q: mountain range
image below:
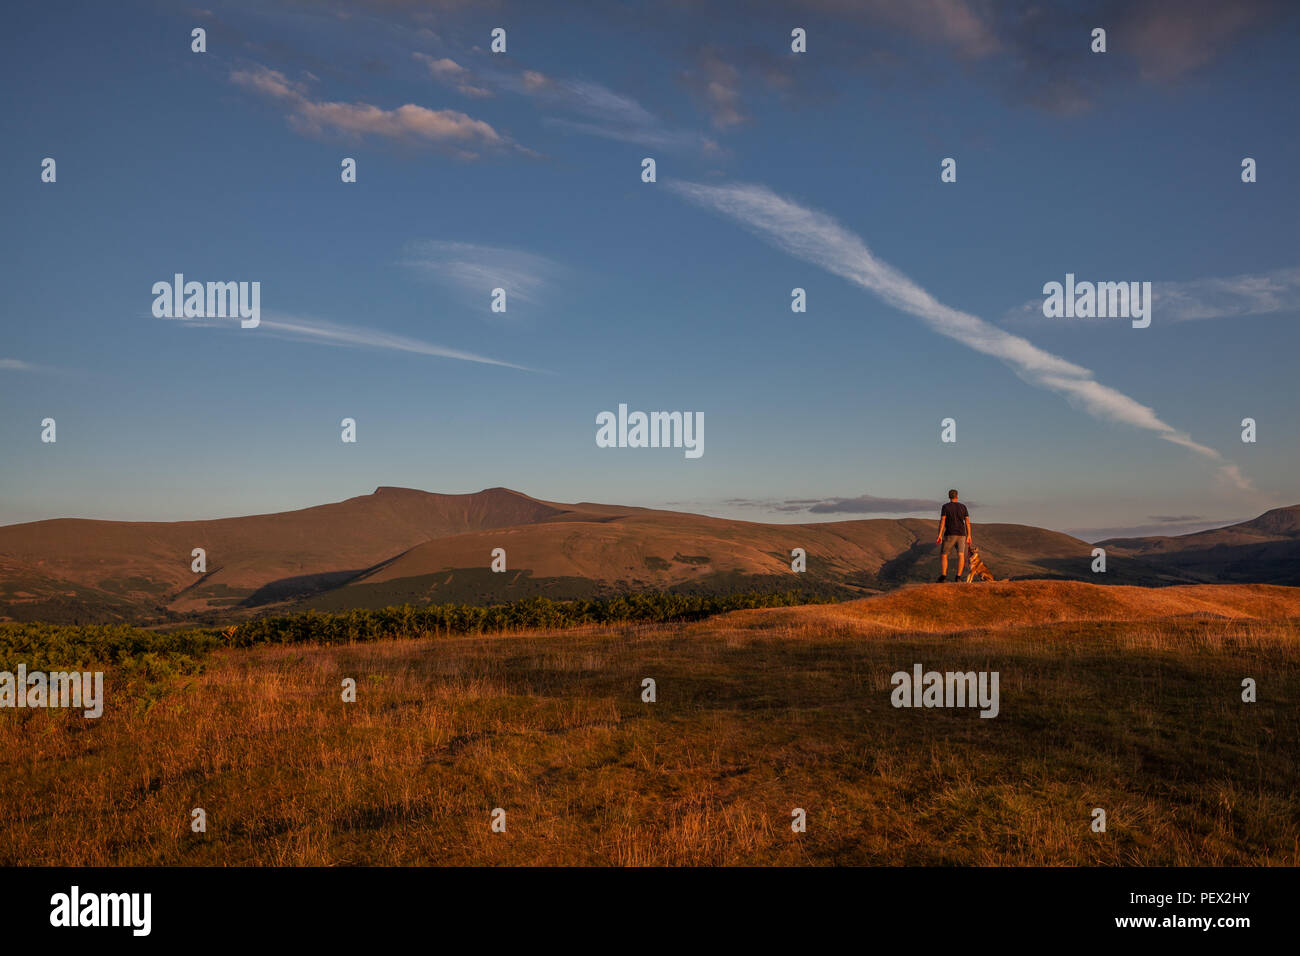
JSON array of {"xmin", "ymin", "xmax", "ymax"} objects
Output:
[{"xmin": 1, "ymin": 486, "xmax": 1297, "ymax": 624}]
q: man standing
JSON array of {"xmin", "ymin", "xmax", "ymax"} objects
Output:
[{"xmin": 935, "ymin": 489, "xmax": 972, "ymax": 582}]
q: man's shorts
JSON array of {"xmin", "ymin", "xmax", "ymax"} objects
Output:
[{"xmin": 941, "ymin": 535, "xmax": 967, "ymax": 556}]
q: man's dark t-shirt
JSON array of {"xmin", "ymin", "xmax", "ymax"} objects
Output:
[{"xmin": 941, "ymin": 501, "xmax": 969, "ymax": 538}]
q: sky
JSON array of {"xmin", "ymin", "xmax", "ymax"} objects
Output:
[{"xmin": 1, "ymin": 0, "xmax": 1297, "ymax": 539}]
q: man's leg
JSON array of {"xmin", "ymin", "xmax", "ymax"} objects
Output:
[
  {"xmin": 955, "ymin": 539, "xmax": 966, "ymax": 579},
  {"xmin": 939, "ymin": 550, "xmax": 948, "ymax": 579}
]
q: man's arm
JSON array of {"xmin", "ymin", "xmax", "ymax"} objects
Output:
[
  {"xmin": 936, "ymin": 515, "xmax": 946, "ymax": 545},
  {"xmin": 964, "ymin": 514, "xmax": 973, "ymax": 543}
]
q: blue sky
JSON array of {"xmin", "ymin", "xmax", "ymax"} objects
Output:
[{"xmin": 1, "ymin": 0, "xmax": 1296, "ymax": 539}]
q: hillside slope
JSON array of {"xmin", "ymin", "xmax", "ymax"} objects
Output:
[
  {"xmin": 0, "ymin": 487, "xmax": 572, "ymax": 620},
  {"xmin": 1100, "ymin": 505, "xmax": 1300, "ymax": 585},
  {"xmin": 2, "ymin": 488, "xmax": 1295, "ymax": 623},
  {"xmin": 331, "ymin": 511, "xmax": 1099, "ymax": 609}
]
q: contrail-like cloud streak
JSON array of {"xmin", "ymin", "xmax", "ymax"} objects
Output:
[
  {"xmin": 160, "ymin": 311, "xmax": 540, "ymax": 372},
  {"xmin": 259, "ymin": 314, "xmax": 541, "ymax": 372},
  {"xmin": 669, "ymin": 180, "xmax": 1250, "ymax": 492}
]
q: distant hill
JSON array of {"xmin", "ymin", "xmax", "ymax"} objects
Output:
[
  {"xmin": 0, "ymin": 487, "xmax": 567, "ymax": 622},
  {"xmin": 0, "ymin": 488, "xmax": 1294, "ymax": 624},
  {"xmin": 1098, "ymin": 505, "xmax": 1300, "ymax": 586}
]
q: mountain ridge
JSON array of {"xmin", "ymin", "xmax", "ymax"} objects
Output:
[{"xmin": 1, "ymin": 488, "xmax": 1295, "ymax": 624}]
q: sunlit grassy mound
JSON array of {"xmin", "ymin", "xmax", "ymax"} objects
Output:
[{"xmin": 721, "ymin": 580, "xmax": 1300, "ymax": 636}]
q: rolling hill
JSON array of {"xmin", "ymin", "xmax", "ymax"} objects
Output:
[
  {"xmin": 1098, "ymin": 505, "xmax": 1300, "ymax": 585},
  {"xmin": 0, "ymin": 487, "xmax": 1294, "ymax": 624}
]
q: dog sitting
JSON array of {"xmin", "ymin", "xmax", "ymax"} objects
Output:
[{"xmin": 964, "ymin": 546, "xmax": 995, "ymax": 583}]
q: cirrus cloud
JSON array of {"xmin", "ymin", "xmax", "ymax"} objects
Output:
[
  {"xmin": 230, "ymin": 64, "xmax": 514, "ymax": 157},
  {"xmin": 728, "ymin": 494, "xmax": 951, "ymax": 515},
  {"xmin": 670, "ymin": 179, "xmax": 1253, "ymax": 493},
  {"xmin": 400, "ymin": 240, "xmax": 565, "ymax": 310}
]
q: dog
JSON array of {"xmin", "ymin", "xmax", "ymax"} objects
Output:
[{"xmin": 964, "ymin": 546, "xmax": 995, "ymax": 583}]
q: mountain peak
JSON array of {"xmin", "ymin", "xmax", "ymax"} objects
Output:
[
  {"xmin": 1237, "ymin": 504, "xmax": 1300, "ymax": 537},
  {"xmin": 370, "ymin": 486, "xmax": 530, "ymax": 499}
]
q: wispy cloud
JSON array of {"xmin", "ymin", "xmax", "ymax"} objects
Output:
[
  {"xmin": 541, "ymin": 116, "xmax": 714, "ymax": 152},
  {"xmin": 257, "ymin": 314, "xmax": 539, "ymax": 370},
  {"xmin": 1069, "ymin": 516, "xmax": 1242, "ymax": 542},
  {"xmin": 0, "ymin": 358, "xmax": 41, "ymax": 371},
  {"xmin": 412, "ymin": 54, "xmax": 493, "ymax": 98},
  {"xmin": 826, "ymin": 0, "xmax": 1002, "ymax": 59},
  {"xmin": 532, "ymin": 73, "xmax": 715, "ymax": 151},
  {"xmin": 728, "ymin": 494, "xmax": 944, "ymax": 515},
  {"xmin": 418, "ymin": 56, "xmax": 715, "ymax": 152},
  {"xmin": 805, "ymin": 495, "xmax": 950, "ymax": 515},
  {"xmin": 1125, "ymin": 0, "xmax": 1269, "ymax": 81},
  {"xmin": 230, "ymin": 64, "xmax": 514, "ymax": 157},
  {"xmin": 1153, "ymin": 267, "xmax": 1300, "ymax": 321},
  {"xmin": 679, "ymin": 47, "xmax": 747, "ymax": 129},
  {"xmin": 400, "ymin": 240, "xmax": 563, "ymax": 308},
  {"xmin": 159, "ymin": 311, "xmax": 539, "ymax": 372},
  {"xmin": 520, "ymin": 73, "xmax": 659, "ymax": 127},
  {"xmin": 670, "ymin": 180, "xmax": 1253, "ymax": 492},
  {"xmin": 1005, "ymin": 266, "xmax": 1300, "ymax": 325},
  {"xmin": 671, "ymin": 0, "xmax": 1293, "ymax": 119}
]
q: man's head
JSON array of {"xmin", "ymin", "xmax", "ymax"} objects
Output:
[{"xmin": 948, "ymin": 489, "xmax": 958, "ymax": 501}]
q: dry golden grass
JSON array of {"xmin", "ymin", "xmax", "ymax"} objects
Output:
[
  {"xmin": 2, "ymin": 582, "xmax": 1297, "ymax": 866},
  {"xmin": 733, "ymin": 581, "xmax": 1300, "ymax": 635}
]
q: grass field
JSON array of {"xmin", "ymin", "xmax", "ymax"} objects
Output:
[{"xmin": 1, "ymin": 582, "xmax": 1297, "ymax": 866}]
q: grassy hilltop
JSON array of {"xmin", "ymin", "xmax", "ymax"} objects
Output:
[{"xmin": 1, "ymin": 581, "xmax": 1297, "ymax": 866}]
